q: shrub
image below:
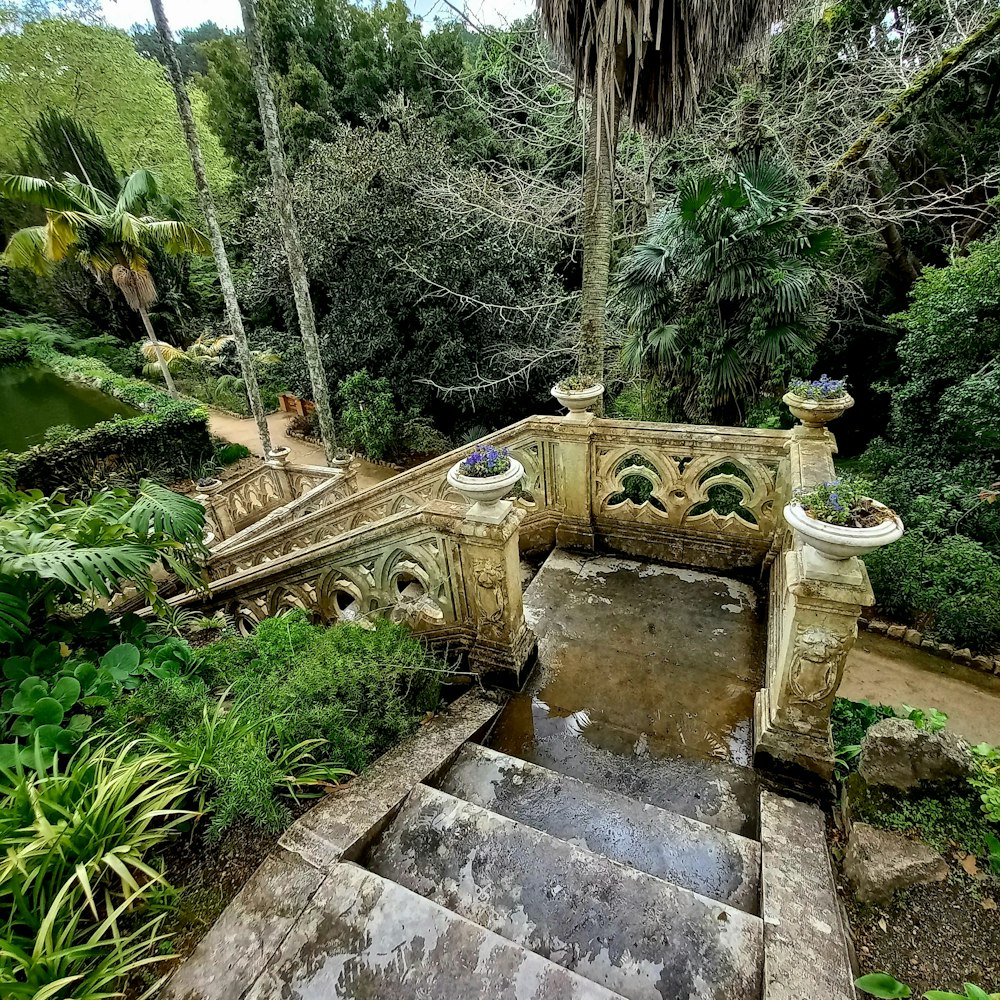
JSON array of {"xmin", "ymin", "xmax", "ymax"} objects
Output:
[
  {"xmin": 339, "ymin": 369, "xmax": 401, "ymax": 460},
  {"xmin": 215, "ymin": 441, "xmax": 251, "ymax": 465},
  {"xmin": 0, "ymin": 338, "xmax": 29, "ymax": 367}
]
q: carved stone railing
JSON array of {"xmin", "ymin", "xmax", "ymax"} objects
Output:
[
  {"xmin": 199, "ymin": 457, "xmax": 355, "ymax": 542},
  {"xmin": 175, "ymin": 405, "xmax": 876, "ymax": 780},
  {"xmin": 173, "ymin": 499, "xmax": 535, "ymax": 683},
  {"xmin": 206, "ymin": 416, "xmax": 793, "ymax": 580}
]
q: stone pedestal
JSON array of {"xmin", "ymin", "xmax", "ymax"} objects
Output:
[
  {"xmin": 553, "ymin": 414, "xmax": 596, "ymax": 550},
  {"xmin": 458, "ymin": 506, "xmax": 536, "ymax": 685},
  {"xmin": 755, "ymin": 546, "xmax": 873, "ymax": 780},
  {"xmin": 200, "ymin": 480, "xmax": 234, "ymax": 540}
]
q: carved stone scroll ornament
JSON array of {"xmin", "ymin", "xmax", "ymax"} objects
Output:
[
  {"xmin": 788, "ymin": 624, "xmax": 853, "ymax": 705},
  {"xmin": 473, "ymin": 559, "xmax": 508, "ymax": 639}
]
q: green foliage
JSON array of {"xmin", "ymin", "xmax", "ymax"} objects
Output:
[
  {"xmin": 215, "ymin": 441, "xmax": 251, "ymax": 465},
  {"xmin": 792, "ymin": 475, "xmax": 877, "ymax": 526},
  {"xmin": 887, "ymin": 238, "xmax": 1000, "ymax": 465},
  {"xmin": 240, "ymin": 114, "xmax": 564, "ymax": 435},
  {"xmin": 856, "ymin": 974, "xmax": 912, "ymax": 998},
  {"xmin": 614, "ymin": 157, "xmax": 836, "ymax": 422},
  {"xmin": 4, "ymin": 340, "xmax": 214, "ymax": 495},
  {"xmin": 903, "ymin": 704, "xmax": 949, "ymax": 733},
  {"xmin": 832, "ymin": 697, "xmax": 897, "ymax": 763},
  {"xmin": 339, "ymin": 369, "xmax": 402, "ymax": 461},
  {"xmin": 0, "ymin": 475, "xmax": 206, "ymax": 651},
  {"xmin": 0, "ymin": 338, "xmax": 28, "ymax": 367},
  {"xmin": 0, "ymin": 18, "xmax": 231, "ymax": 207},
  {"xmin": 970, "ymin": 743, "xmax": 1000, "ymax": 824},
  {"xmin": 0, "ymin": 739, "xmax": 196, "ymax": 999}
]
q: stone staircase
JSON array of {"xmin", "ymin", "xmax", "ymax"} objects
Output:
[{"xmin": 225, "ymin": 553, "xmax": 854, "ymax": 1000}]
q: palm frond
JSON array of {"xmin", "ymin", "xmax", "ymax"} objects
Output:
[
  {"xmin": 43, "ymin": 211, "xmax": 94, "ymax": 262},
  {"xmin": 140, "ymin": 220, "xmax": 210, "ymax": 255},
  {"xmin": 116, "ymin": 168, "xmax": 160, "ymax": 215},
  {"xmin": 61, "ymin": 175, "xmax": 114, "ymax": 215},
  {"xmin": 111, "ymin": 264, "xmax": 157, "ymax": 312},
  {"xmin": 1, "ymin": 227, "xmax": 51, "ymax": 275},
  {"xmin": 0, "ymin": 174, "xmax": 85, "ymax": 212}
]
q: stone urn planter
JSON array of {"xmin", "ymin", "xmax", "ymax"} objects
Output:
[
  {"xmin": 551, "ymin": 379, "xmax": 604, "ymax": 419},
  {"xmin": 266, "ymin": 446, "xmax": 291, "ymax": 466},
  {"xmin": 447, "ymin": 454, "xmax": 524, "ymax": 522},
  {"xmin": 330, "ymin": 451, "xmax": 353, "ymax": 470},
  {"xmin": 784, "ymin": 498, "xmax": 903, "ymax": 561},
  {"xmin": 783, "ymin": 390, "xmax": 854, "ymax": 428}
]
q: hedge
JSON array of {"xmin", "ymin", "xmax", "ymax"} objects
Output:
[
  {"xmin": 7, "ymin": 346, "xmax": 213, "ymax": 496},
  {"xmin": 0, "ymin": 340, "xmax": 29, "ymax": 367}
]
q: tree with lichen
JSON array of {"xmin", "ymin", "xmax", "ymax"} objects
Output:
[
  {"xmin": 149, "ymin": 0, "xmax": 273, "ymax": 457},
  {"xmin": 537, "ymin": 0, "xmax": 786, "ymax": 388}
]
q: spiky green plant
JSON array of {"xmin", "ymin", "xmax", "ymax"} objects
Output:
[{"xmin": 615, "ymin": 158, "xmax": 837, "ymax": 421}]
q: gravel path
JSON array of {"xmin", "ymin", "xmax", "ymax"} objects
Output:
[{"xmin": 206, "ymin": 407, "xmax": 397, "ymax": 493}]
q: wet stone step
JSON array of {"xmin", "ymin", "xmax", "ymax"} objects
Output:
[
  {"xmin": 243, "ymin": 862, "xmax": 621, "ymax": 1000},
  {"xmin": 489, "ymin": 706, "xmax": 761, "ymax": 838},
  {"xmin": 367, "ymin": 784, "xmax": 764, "ymax": 1000},
  {"xmin": 436, "ymin": 743, "xmax": 761, "ymax": 914}
]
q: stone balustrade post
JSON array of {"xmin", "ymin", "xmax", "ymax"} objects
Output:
[
  {"xmin": 458, "ymin": 505, "xmax": 536, "ymax": 685},
  {"xmin": 754, "ymin": 432, "xmax": 873, "ymax": 781},
  {"xmin": 266, "ymin": 448, "xmax": 295, "ymax": 502},
  {"xmin": 198, "ymin": 479, "xmax": 234, "ymax": 540},
  {"xmin": 554, "ymin": 414, "xmax": 596, "ymax": 550}
]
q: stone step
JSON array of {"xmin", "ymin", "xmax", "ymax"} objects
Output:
[
  {"xmin": 489, "ymin": 709, "xmax": 760, "ymax": 838},
  {"xmin": 243, "ymin": 861, "xmax": 621, "ymax": 1000},
  {"xmin": 436, "ymin": 743, "xmax": 761, "ymax": 914},
  {"xmin": 367, "ymin": 784, "xmax": 764, "ymax": 1000}
]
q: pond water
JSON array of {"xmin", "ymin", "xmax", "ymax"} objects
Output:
[{"xmin": 0, "ymin": 364, "xmax": 139, "ymax": 453}]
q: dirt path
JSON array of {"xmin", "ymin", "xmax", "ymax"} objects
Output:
[
  {"xmin": 841, "ymin": 631, "xmax": 1000, "ymax": 744},
  {"xmin": 206, "ymin": 408, "xmax": 397, "ymax": 493}
]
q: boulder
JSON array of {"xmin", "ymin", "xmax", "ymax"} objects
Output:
[
  {"xmin": 858, "ymin": 717, "xmax": 972, "ymax": 790},
  {"xmin": 843, "ymin": 823, "xmax": 948, "ymax": 903}
]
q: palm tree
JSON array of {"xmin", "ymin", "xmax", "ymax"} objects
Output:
[
  {"xmin": 538, "ymin": 0, "xmax": 785, "ymax": 386},
  {"xmin": 236, "ymin": 0, "xmax": 341, "ymax": 465},
  {"xmin": 0, "ymin": 170, "xmax": 209, "ymax": 397},
  {"xmin": 149, "ymin": 0, "xmax": 274, "ymax": 457},
  {"xmin": 615, "ymin": 158, "xmax": 836, "ymax": 422}
]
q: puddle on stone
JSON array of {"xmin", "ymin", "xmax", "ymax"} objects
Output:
[{"xmin": 490, "ymin": 552, "xmax": 765, "ymax": 772}]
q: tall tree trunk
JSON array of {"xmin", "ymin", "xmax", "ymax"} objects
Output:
[
  {"xmin": 579, "ymin": 90, "xmax": 621, "ymax": 394},
  {"xmin": 810, "ymin": 6, "xmax": 1000, "ymax": 203},
  {"xmin": 139, "ymin": 306, "xmax": 178, "ymax": 397},
  {"xmin": 237, "ymin": 0, "xmax": 339, "ymax": 464},
  {"xmin": 150, "ymin": 0, "xmax": 272, "ymax": 459}
]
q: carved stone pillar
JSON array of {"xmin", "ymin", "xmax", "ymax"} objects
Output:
[
  {"xmin": 199, "ymin": 480, "xmax": 234, "ymax": 540},
  {"xmin": 458, "ymin": 506, "xmax": 535, "ymax": 685},
  {"xmin": 755, "ymin": 548, "xmax": 873, "ymax": 780},
  {"xmin": 266, "ymin": 448, "xmax": 294, "ymax": 501},
  {"xmin": 554, "ymin": 414, "xmax": 596, "ymax": 550},
  {"xmin": 755, "ymin": 428, "xmax": 874, "ymax": 781}
]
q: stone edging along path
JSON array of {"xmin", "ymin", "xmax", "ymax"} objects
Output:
[{"xmin": 858, "ymin": 616, "xmax": 1000, "ymax": 678}]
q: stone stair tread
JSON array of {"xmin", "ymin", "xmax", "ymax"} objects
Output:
[
  {"xmin": 490, "ymin": 712, "xmax": 760, "ymax": 837},
  {"xmin": 367, "ymin": 783, "xmax": 763, "ymax": 1000},
  {"xmin": 436, "ymin": 743, "xmax": 761, "ymax": 914},
  {"xmin": 243, "ymin": 861, "xmax": 622, "ymax": 1000}
]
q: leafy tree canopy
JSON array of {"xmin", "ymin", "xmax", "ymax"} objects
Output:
[{"xmin": 0, "ymin": 18, "xmax": 232, "ymax": 204}]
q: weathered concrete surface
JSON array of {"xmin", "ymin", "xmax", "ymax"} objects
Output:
[
  {"xmin": 497, "ymin": 551, "xmax": 763, "ymax": 765},
  {"xmin": 244, "ymin": 862, "xmax": 619, "ymax": 1000},
  {"xmin": 858, "ymin": 717, "xmax": 973, "ymax": 790},
  {"xmin": 489, "ymin": 550, "xmax": 762, "ymax": 837},
  {"xmin": 439, "ymin": 743, "xmax": 761, "ymax": 913},
  {"xmin": 843, "ymin": 823, "xmax": 948, "ymax": 903},
  {"xmin": 161, "ymin": 693, "xmax": 500, "ymax": 1000},
  {"xmin": 759, "ymin": 791, "xmax": 854, "ymax": 1000},
  {"xmin": 161, "ymin": 848, "xmax": 325, "ymax": 1000},
  {"xmin": 280, "ymin": 691, "xmax": 501, "ymax": 870},
  {"xmin": 368, "ymin": 783, "xmax": 764, "ymax": 1000},
  {"xmin": 491, "ymin": 694, "xmax": 760, "ymax": 837}
]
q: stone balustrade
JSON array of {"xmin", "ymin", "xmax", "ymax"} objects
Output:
[
  {"xmin": 175, "ymin": 405, "xmax": 877, "ymax": 783},
  {"xmin": 198, "ymin": 455, "xmax": 356, "ymax": 541}
]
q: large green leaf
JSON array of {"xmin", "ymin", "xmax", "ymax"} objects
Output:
[
  {"xmin": 856, "ymin": 973, "xmax": 912, "ymax": 998},
  {"xmin": 0, "ymin": 585, "xmax": 29, "ymax": 643},
  {"xmin": 0, "ymin": 174, "xmax": 85, "ymax": 212},
  {"xmin": 125, "ymin": 480, "xmax": 206, "ymax": 542}
]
